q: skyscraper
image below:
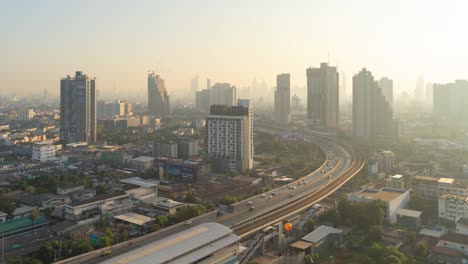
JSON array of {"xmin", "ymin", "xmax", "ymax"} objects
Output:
[
  {"xmin": 60, "ymin": 71, "xmax": 96, "ymax": 143},
  {"xmin": 353, "ymin": 69, "xmax": 395, "ymax": 140},
  {"xmin": 148, "ymin": 72, "xmax": 170, "ymax": 117},
  {"xmin": 340, "ymin": 71, "xmax": 347, "ymax": 104},
  {"xmin": 274, "ymin": 73, "xmax": 291, "ymax": 126},
  {"xmin": 378, "ymin": 77, "xmax": 393, "ymax": 109},
  {"xmin": 306, "ymin": 63, "xmax": 339, "ymax": 129},
  {"xmin": 433, "ymin": 80, "xmax": 468, "ymax": 119},
  {"xmin": 195, "ymin": 83, "xmax": 236, "ymax": 113},
  {"xmin": 205, "ymin": 100, "xmax": 253, "ymax": 173}
]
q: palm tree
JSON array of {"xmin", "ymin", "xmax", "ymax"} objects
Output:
[{"xmin": 29, "ymin": 208, "xmax": 39, "ymax": 230}]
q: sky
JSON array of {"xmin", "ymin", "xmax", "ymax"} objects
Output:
[{"xmin": 1, "ymin": 0, "xmax": 468, "ymax": 100}]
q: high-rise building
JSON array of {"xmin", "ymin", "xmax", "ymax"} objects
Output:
[
  {"xmin": 19, "ymin": 109, "xmax": 34, "ymax": 121},
  {"xmin": 415, "ymin": 75, "xmax": 425, "ymax": 99},
  {"xmin": 291, "ymin": 94, "xmax": 301, "ymax": 110},
  {"xmin": 195, "ymin": 83, "xmax": 236, "ymax": 113},
  {"xmin": 206, "ymin": 100, "xmax": 253, "ymax": 173},
  {"xmin": 97, "ymin": 100, "xmax": 132, "ymax": 119},
  {"xmin": 306, "ymin": 63, "xmax": 339, "ymax": 129},
  {"xmin": 274, "ymin": 73, "xmax": 291, "ymax": 126},
  {"xmin": 60, "ymin": 71, "xmax": 97, "ymax": 143},
  {"xmin": 433, "ymin": 80, "xmax": 468, "ymax": 119},
  {"xmin": 378, "ymin": 77, "xmax": 393, "ymax": 109},
  {"xmin": 340, "ymin": 71, "xmax": 347, "ymax": 104},
  {"xmin": 353, "ymin": 69, "xmax": 395, "ymax": 140},
  {"xmin": 148, "ymin": 73, "xmax": 170, "ymax": 117},
  {"xmin": 425, "ymin": 83, "xmax": 433, "ymax": 105}
]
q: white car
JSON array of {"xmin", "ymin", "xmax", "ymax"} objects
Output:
[
  {"xmin": 185, "ymin": 220, "xmax": 192, "ymax": 225},
  {"xmin": 247, "ymin": 201, "xmax": 253, "ymax": 205}
]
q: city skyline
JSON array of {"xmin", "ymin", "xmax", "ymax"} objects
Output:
[{"xmin": 2, "ymin": 0, "xmax": 468, "ymax": 98}]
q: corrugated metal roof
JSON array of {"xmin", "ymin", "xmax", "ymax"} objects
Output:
[
  {"xmin": 302, "ymin": 225, "xmax": 343, "ymax": 243},
  {"xmin": 102, "ymin": 223, "xmax": 239, "ymax": 264}
]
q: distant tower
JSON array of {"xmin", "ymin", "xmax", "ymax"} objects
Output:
[
  {"xmin": 340, "ymin": 71, "xmax": 347, "ymax": 104},
  {"xmin": 415, "ymin": 75, "xmax": 425, "ymax": 99},
  {"xmin": 147, "ymin": 72, "xmax": 170, "ymax": 117},
  {"xmin": 60, "ymin": 71, "xmax": 97, "ymax": 143},
  {"xmin": 207, "ymin": 78, "xmax": 211, "ymax": 90},
  {"xmin": 378, "ymin": 77, "xmax": 393, "ymax": 109},
  {"xmin": 43, "ymin": 88, "xmax": 48, "ymax": 104},
  {"xmin": 306, "ymin": 63, "xmax": 339, "ymax": 129},
  {"xmin": 274, "ymin": 73, "xmax": 291, "ymax": 126}
]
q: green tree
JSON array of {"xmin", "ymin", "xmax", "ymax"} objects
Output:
[
  {"xmin": 29, "ymin": 208, "xmax": 39, "ymax": 229},
  {"xmin": 184, "ymin": 192, "xmax": 197, "ymax": 203},
  {"xmin": 364, "ymin": 225, "xmax": 383, "ymax": 245},
  {"xmin": 71, "ymin": 240, "xmax": 93, "ymax": 255}
]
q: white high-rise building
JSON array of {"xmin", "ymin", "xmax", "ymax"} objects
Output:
[
  {"xmin": 274, "ymin": 73, "xmax": 291, "ymax": 126},
  {"xmin": 379, "ymin": 77, "xmax": 393, "ymax": 109},
  {"xmin": 206, "ymin": 100, "xmax": 253, "ymax": 173},
  {"xmin": 32, "ymin": 141, "xmax": 56, "ymax": 162}
]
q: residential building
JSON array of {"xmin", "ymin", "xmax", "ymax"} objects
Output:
[
  {"xmin": 64, "ymin": 192, "xmax": 133, "ymax": 223},
  {"xmin": 154, "ymin": 142, "xmax": 178, "ymax": 158},
  {"xmin": 19, "ymin": 109, "xmax": 34, "ymax": 121},
  {"xmin": 347, "ymin": 187, "xmax": 410, "ymax": 223},
  {"xmin": 97, "ymin": 100, "xmax": 131, "ymax": 118},
  {"xmin": 291, "ymin": 94, "xmax": 301, "ymax": 110},
  {"xmin": 353, "ymin": 69, "xmax": 395, "ymax": 140},
  {"xmin": 32, "ymin": 141, "xmax": 56, "ymax": 162},
  {"xmin": 195, "ymin": 83, "xmax": 237, "ymax": 112},
  {"xmin": 100, "ymin": 223, "xmax": 241, "ymax": 264},
  {"xmin": 433, "ymin": 80, "xmax": 468, "ymax": 120},
  {"xmin": 306, "ymin": 63, "xmax": 339, "ymax": 129},
  {"xmin": 437, "ymin": 232, "xmax": 468, "ymax": 256},
  {"xmin": 396, "ymin": 208, "xmax": 422, "ymax": 231},
  {"xmin": 206, "ymin": 100, "xmax": 253, "ymax": 173},
  {"xmin": 412, "ymin": 175, "xmax": 440, "ymax": 200},
  {"xmin": 438, "ymin": 194, "xmax": 468, "ymax": 221},
  {"xmin": 274, "ymin": 73, "xmax": 291, "ymax": 126},
  {"xmin": 177, "ymin": 140, "xmax": 200, "ymax": 158},
  {"xmin": 148, "ymin": 72, "xmax": 170, "ymax": 117},
  {"xmin": 60, "ymin": 71, "xmax": 97, "ymax": 143},
  {"xmin": 132, "ymin": 156, "xmax": 155, "ymax": 171},
  {"xmin": 374, "ymin": 150, "xmax": 394, "ymax": 171},
  {"xmin": 297, "ymin": 225, "xmax": 344, "ymax": 253},
  {"xmin": 386, "ymin": 174, "xmax": 404, "ymax": 189}
]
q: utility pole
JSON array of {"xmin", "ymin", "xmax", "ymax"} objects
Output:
[{"xmin": 2, "ymin": 232, "xmax": 4, "ymax": 263}]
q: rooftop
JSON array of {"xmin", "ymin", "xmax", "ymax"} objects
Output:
[
  {"xmin": 414, "ymin": 175, "xmax": 439, "ymax": 182},
  {"xmin": 302, "ymin": 225, "xmax": 343, "ymax": 243},
  {"xmin": 391, "ymin": 174, "xmax": 403, "ymax": 179},
  {"xmin": 455, "ymin": 217, "xmax": 468, "ymax": 226},
  {"xmin": 354, "ymin": 188, "xmax": 407, "ymax": 203},
  {"xmin": 114, "ymin": 212, "xmax": 152, "ymax": 226},
  {"xmin": 438, "ymin": 178, "xmax": 455, "ymax": 185},
  {"xmin": 396, "ymin": 208, "xmax": 422, "ymax": 218},
  {"xmin": 439, "ymin": 232, "xmax": 468, "ymax": 245},
  {"xmin": 69, "ymin": 191, "xmax": 127, "ymax": 206},
  {"xmin": 101, "ymin": 223, "xmax": 239, "ymax": 264},
  {"xmin": 132, "ymin": 156, "xmax": 155, "ymax": 162},
  {"xmin": 120, "ymin": 177, "xmax": 158, "ymax": 188}
]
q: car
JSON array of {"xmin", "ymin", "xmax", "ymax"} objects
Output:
[
  {"xmin": 271, "ymin": 192, "xmax": 277, "ymax": 196},
  {"xmin": 247, "ymin": 201, "xmax": 253, "ymax": 205},
  {"xmin": 304, "ymin": 180, "xmax": 308, "ymax": 184},
  {"xmin": 216, "ymin": 211, "xmax": 224, "ymax": 216},
  {"xmin": 268, "ymin": 195, "xmax": 273, "ymax": 199},
  {"xmin": 100, "ymin": 249, "xmax": 112, "ymax": 257},
  {"xmin": 289, "ymin": 193, "xmax": 295, "ymax": 197},
  {"xmin": 261, "ymin": 193, "xmax": 266, "ymax": 198},
  {"xmin": 249, "ymin": 206, "xmax": 255, "ymax": 211},
  {"xmin": 185, "ymin": 220, "xmax": 192, "ymax": 225}
]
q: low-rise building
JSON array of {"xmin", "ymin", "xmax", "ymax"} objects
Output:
[
  {"xmin": 131, "ymin": 156, "xmax": 155, "ymax": 171},
  {"xmin": 455, "ymin": 217, "xmax": 468, "ymax": 235},
  {"xmin": 347, "ymin": 187, "xmax": 410, "ymax": 223},
  {"xmin": 412, "ymin": 175, "xmax": 439, "ymax": 200},
  {"xmin": 64, "ymin": 192, "xmax": 134, "ymax": 224},
  {"xmin": 32, "ymin": 141, "xmax": 56, "ymax": 162},
  {"xmin": 154, "ymin": 142, "xmax": 178, "ymax": 158},
  {"xmin": 299, "ymin": 225, "xmax": 344, "ymax": 253},
  {"xmin": 437, "ymin": 232, "xmax": 468, "ymax": 256},
  {"xmin": 396, "ymin": 208, "xmax": 422, "ymax": 231},
  {"xmin": 374, "ymin": 150, "xmax": 394, "ymax": 171}
]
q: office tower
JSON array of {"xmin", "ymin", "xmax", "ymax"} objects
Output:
[
  {"xmin": 425, "ymin": 83, "xmax": 433, "ymax": 105},
  {"xmin": 353, "ymin": 69, "xmax": 395, "ymax": 140},
  {"xmin": 207, "ymin": 79, "xmax": 211, "ymax": 90},
  {"xmin": 433, "ymin": 80, "xmax": 468, "ymax": 119},
  {"xmin": 206, "ymin": 100, "xmax": 253, "ymax": 173},
  {"xmin": 291, "ymin": 94, "xmax": 301, "ymax": 110},
  {"xmin": 415, "ymin": 75, "xmax": 425, "ymax": 99},
  {"xmin": 306, "ymin": 63, "xmax": 339, "ymax": 129},
  {"xmin": 378, "ymin": 77, "xmax": 393, "ymax": 109},
  {"xmin": 60, "ymin": 71, "xmax": 96, "ymax": 143},
  {"xmin": 191, "ymin": 75, "xmax": 199, "ymax": 102},
  {"xmin": 274, "ymin": 73, "xmax": 291, "ymax": 126},
  {"xmin": 148, "ymin": 72, "xmax": 170, "ymax": 117},
  {"xmin": 195, "ymin": 83, "xmax": 236, "ymax": 113},
  {"xmin": 340, "ymin": 71, "xmax": 347, "ymax": 104}
]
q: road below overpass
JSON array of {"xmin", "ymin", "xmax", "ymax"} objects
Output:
[{"xmin": 58, "ymin": 129, "xmax": 364, "ymax": 264}]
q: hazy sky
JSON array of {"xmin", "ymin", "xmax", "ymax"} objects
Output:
[{"xmin": 2, "ymin": 0, "xmax": 468, "ymax": 99}]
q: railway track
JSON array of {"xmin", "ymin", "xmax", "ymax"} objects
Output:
[{"xmin": 232, "ymin": 141, "xmax": 364, "ymax": 237}]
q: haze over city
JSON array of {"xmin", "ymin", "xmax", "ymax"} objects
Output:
[{"xmin": 2, "ymin": 0, "xmax": 468, "ymax": 98}]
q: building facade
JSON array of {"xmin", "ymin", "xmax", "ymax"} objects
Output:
[
  {"xmin": 148, "ymin": 72, "xmax": 170, "ymax": 117},
  {"xmin": 195, "ymin": 83, "xmax": 237, "ymax": 113},
  {"xmin": 306, "ymin": 63, "xmax": 339, "ymax": 129},
  {"xmin": 274, "ymin": 73, "xmax": 291, "ymax": 126},
  {"xmin": 154, "ymin": 142, "xmax": 178, "ymax": 158},
  {"xmin": 206, "ymin": 100, "xmax": 253, "ymax": 173},
  {"xmin": 374, "ymin": 150, "xmax": 395, "ymax": 171},
  {"xmin": 433, "ymin": 80, "xmax": 468, "ymax": 120},
  {"xmin": 32, "ymin": 141, "xmax": 56, "ymax": 162},
  {"xmin": 60, "ymin": 71, "xmax": 97, "ymax": 143}
]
